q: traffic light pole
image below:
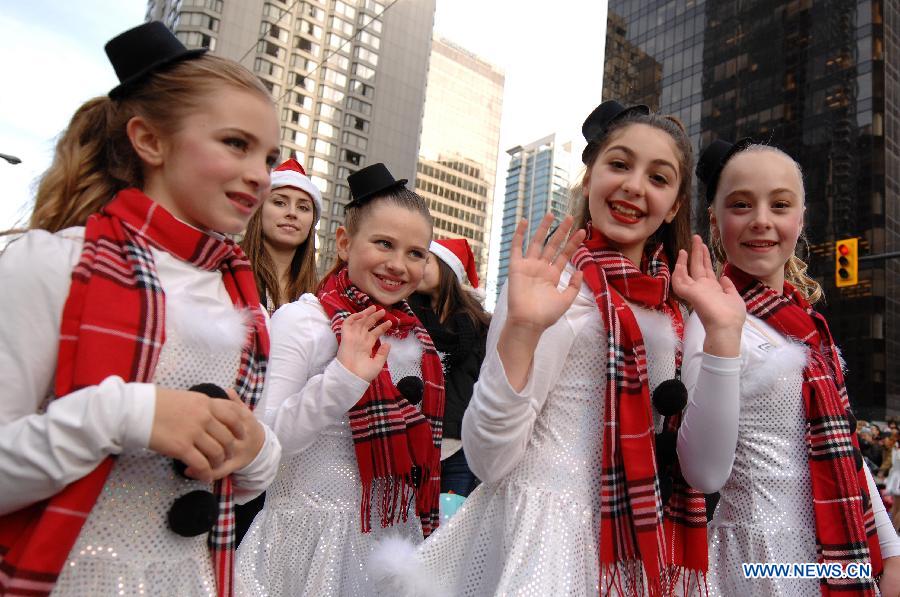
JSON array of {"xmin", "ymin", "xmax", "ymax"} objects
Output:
[{"xmin": 859, "ymin": 251, "xmax": 900, "ymax": 263}]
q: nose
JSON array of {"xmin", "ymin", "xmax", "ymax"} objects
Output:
[
  {"xmin": 285, "ymin": 204, "xmax": 299, "ymax": 219},
  {"xmin": 750, "ymin": 206, "xmax": 773, "ymax": 230},
  {"xmin": 244, "ymin": 158, "xmax": 271, "ymax": 193},
  {"xmin": 620, "ymin": 170, "xmax": 644, "ymax": 197},
  {"xmin": 385, "ymin": 252, "xmax": 405, "ymax": 274}
]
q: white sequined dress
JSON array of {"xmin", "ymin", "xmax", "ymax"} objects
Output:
[
  {"xmin": 236, "ymin": 294, "xmax": 424, "ymax": 597},
  {"xmin": 0, "ymin": 228, "xmax": 281, "ymax": 597},
  {"xmin": 406, "ymin": 267, "xmax": 692, "ymax": 596},
  {"xmin": 678, "ymin": 312, "xmax": 900, "ymax": 597}
]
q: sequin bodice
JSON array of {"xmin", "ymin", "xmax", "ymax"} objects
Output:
[{"xmin": 52, "ymin": 306, "xmax": 243, "ymax": 597}]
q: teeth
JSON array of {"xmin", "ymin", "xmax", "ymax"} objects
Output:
[
  {"xmin": 611, "ymin": 203, "xmax": 642, "ymax": 217},
  {"xmin": 745, "ymin": 241, "xmax": 776, "ymax": 247},
  {"xmin": 378, "ymin": 276, "xmax": 402, "ymax": 287}
]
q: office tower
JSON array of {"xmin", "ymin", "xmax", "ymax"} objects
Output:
[
  {"xmin": 604, "ymin": 0, "xmax": 899, "ymax": 418},
  {"xmin": 415, "ymin": 36, "xmax": 504, "ymax": 285},
  {"xmin": 496, "ymin": 134, "xmax": 573, "ymax": 297},
  {"xmin": 146, "ymin": 0, "xmax": 436, "ymax": 269}
]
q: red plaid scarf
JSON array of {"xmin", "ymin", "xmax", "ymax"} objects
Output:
[
  {"xmin": 571, "ymin": 227, "xmax": 707, "ymax": 596},
  {"xmin": 317, "ymin": 267, "xmax": 445, "ymax": 537},
  {"xmin": 723, "ymin": 264, "xmax": 882, "ymax": 596},
  {"xmin": 0, "ymin": 189, "xmax": 268, "ymax": 597}
]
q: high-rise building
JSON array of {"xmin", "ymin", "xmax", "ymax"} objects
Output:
[
  {"xmin": 496, "ymin": 134, "xmax": 572, "ymax": 297},
  {"xmin": 415, "ymin": 36, "xmax": 504, "ymax": 285},
  {"xmin": 604, "ymin": 0, "xmax": 899, "ymax": 419},
  {"xmin": 146, "ymin": 0, "xmax": 436, "ymax": 269}
]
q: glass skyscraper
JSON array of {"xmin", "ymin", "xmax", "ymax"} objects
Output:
[
  {"xmin": 496, "ymin": 134, "xmax": 572, "ymax": 297},
  {"xmin": 605, "ymin": 0, "xmax": 899, "ymax": 418}
]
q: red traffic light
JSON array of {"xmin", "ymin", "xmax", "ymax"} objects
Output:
[{"xmin": 838, "ymin": 244, "xmax": 850, "ymax": 256}]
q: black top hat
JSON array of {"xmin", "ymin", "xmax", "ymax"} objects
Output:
[
  {"xmin": 581, "ymin": 100, "xmax": 650, "ymax": 164},
  {"xmin": 696, "ymin": 137, "xmax": 754, "ymax": 203},
  {"xmin": 105, "ymin": 21, "xmax": 207, "ymax": 100},
  {"xmin": 346, "ymin": 163, "xmax": 408, "ymax": 209}
]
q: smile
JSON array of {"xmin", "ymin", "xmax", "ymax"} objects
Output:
[
  {"xmin": 374, "ymin": 273, "xmax": 405, "ymax": 290},
  {"xmin": 742, "ymin": 240, "xmax": 778, "ymax": 251},
  {"xmin": 227, "ymin": 192, "xmax": 258, "ymax": 213},
  {"xmin": 608, "ymin": 200, "xmax": 645, "ymax": 223},
  {"xmin": 277, "ymin": 224, "xmax": 299, "ymax": 232}
]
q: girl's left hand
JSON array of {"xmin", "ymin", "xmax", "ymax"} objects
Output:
[
  {"xmin": 672, "ymin": 235, "xmax": 746, "ymax": 358},
  {"xmin": 881, "ymin": 556, "xmax": 900, "ymax": 597},
  {"xmin": 185, "ymin": 388, "xmax": 266, "ymax": 479}
]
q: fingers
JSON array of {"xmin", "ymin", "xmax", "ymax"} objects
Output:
[
  {"xmin": 181, "ymin": 448, "xmax": 214, "ymax": 481},
  {"xmin": 209, "ymin": 399, "xmax": 246, "ymax": 441},
  {"xmin": 672, "ymin": 249, "xmax": 690, "ymax": 292},
  {"xmin": 688, "ymin": 235, "xmax": 706, "ymax": 280},
  {"xmin": 543, "ymin": 215, "xmax": 573, "ymax": 265},
  {"xmin": 372, "ymin": 341, "xmax": 391, "ymax": 367},
  {"xmin": 194, "ymin": 433, "xmax": 227, "ymax": 470},
  {"xmin": 204, "ymin": 417, "xmax": 238, "ymax": 460},
  {"xmin": 702, "ymin": 239, "xmax": 715, "ymax": 276},
  {"xmin": 509, "ymin": 219, "xmax": 527, "ymax": 264},
  {"xmin": 720, "ymin": 275, "xmax": 739, "ymax": 295},
  {"xmin": 369, "ymin": 319, "xmax": 393, "ymax": 337},
  {"xmin": 525, "ymin": 213, "xmax": 555, "ymax": 260}
]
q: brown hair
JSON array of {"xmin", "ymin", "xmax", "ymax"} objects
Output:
[
  {"xmin": 29, "ymin": 55, "xmax": 272, "ymax": 232},
  {"xmin": 430, "ymin": 257, "xmax": 491, "ymax": 333},
  {"xmin": 240, "ymin": 199, "xmax": 319, "ymax": 311},
  {"xmin": 708, "ymin": 144, "xmax": 823, "ymax": 304},
  {"xmin": 318, "ymin": 187, "xmax": 433, "ymax": 289},
  {"xmin": 573, "ymin": 112, "xmax": 693, "ymax": 266}
]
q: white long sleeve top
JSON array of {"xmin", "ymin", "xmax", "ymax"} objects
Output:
[
  {"xmin": 678, "ymin": 311, "xmax": 900, "ymax": 559},
  {"xmin": 0, "ymin": 228, "xmax": 281, "ymax": 515},
  {"xmin": 261, "ymin": 293, "xmax": 424, "ymax": 457}
]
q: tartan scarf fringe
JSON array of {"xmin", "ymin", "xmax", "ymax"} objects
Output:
[
  {"xmin": 574, "ymin": 227, "xmax": 707, "ymax": 595},
  {"xmin": 723, "ymin": 264, "xmax": 881, "ymax": 597},
  {"xmin": 0, "ymin": 189, "xmax": 268, "ymax": 597},
  {"xmin": 317, "ymin": 267, "xmax": 444, "ymax": 537},
  {"xmin": 602, "ymin": 561, "xmax": 709, "ymax": 597}
]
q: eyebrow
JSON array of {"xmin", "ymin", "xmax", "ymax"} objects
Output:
[{"xmin": 604, "ymin": 145, "xmax": 678, "ymax": 173}]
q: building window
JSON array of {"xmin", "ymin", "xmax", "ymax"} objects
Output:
[
  {"xmin": 344, "ymin": 114, "xmax": 368, "ymax": 132},
  {"xmin": 259, "ymin": 40, "xmax": 284, "ymax": 59},
  {"xmin": 314, "ymin": 139, "xmax": 336, "ymax": 157},
  {"xmin": 322, "ymin": 68, "xmax": 348, "ymax": 87},
  {"xmin": 262, "ymin": 23, "xmax": 289, "ymax": 43},
  {"xmin": 350, "ymin": 80, "xmax": 373, "ymax": 98},
  {"xmin": 254, "ymin": 58, "xmax": 283, "ymax": 78},
  {"xmin": 354, "ymin": 46, "xmax": 378, "ymax": 66},
  {"xmin": 335, "ymin": 1, "xmax": 356, "ymax": 19},
  {"xmin": 342, "ymin": 149, "xmax": 363, "ymax": 165},
  {"xmin": 316, "ymin": 121, "xmax": 336, "ymax": 138},
  {"xmin": 330, "ymin": 16, "xmax": 355, "ymax": 36},
  {"xmin": 294, "ymin": 37, "xmax": 319, "ymax": 55},
  {"xmin": 342, "ymin": 131, "xmax": 368, "ymax": 150},
  {"xmin": 358, "ymin": 30, "xmax": 379, "ymax": 49},
  {"xmin": 317, "ymin": 103, "xmax": 342, "ymax": 120},
  {"xmin": 352, "ymin": 62, "xmax": 375, "ymax": 80},
  {"xmin": 320, "ymin": 85, "xmax": 345, "ymax": 102},
  {"xmin": 299, "ymin": 20, "xmax": 322, "ymax": 38},
  {"xmin": 345, "ymin": 97, "xmax": 372, "ymax": 115}
]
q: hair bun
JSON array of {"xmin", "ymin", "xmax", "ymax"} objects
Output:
[
  {"xmin": 580, "ymin": 100, "xmax": 649, "ymax": 164},
  {"xmin": 696, "ymin": 137, "xmax": 754, "ymax": 203}
]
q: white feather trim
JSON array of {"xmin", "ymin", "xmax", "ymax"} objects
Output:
[
  {"xmin": 632, "ymin": 306, "xmax": 680, "ymax": 357},
  {"xmin": 740, "ymin": 340, "xmax": 808, "ymax": 397},
  {"xmin": 166, "ymin": 295, "xmax": 250, "ymax": 353},
  {"xmin": 368, "ymin": 535, "xmax": 445, "ymax": 597}
]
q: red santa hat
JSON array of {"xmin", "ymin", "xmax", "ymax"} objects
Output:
[
  {"xmin": 270, "ymin": 158, "xmax": 323, "ymax": 220},
  {"xmin": 429, "ymin": 238, "xmax": 479, "ymax": 289}
]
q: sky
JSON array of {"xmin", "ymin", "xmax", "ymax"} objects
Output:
[{"xmin": 0, "ymin": 0, "xmax": 607, "ymax": 290}]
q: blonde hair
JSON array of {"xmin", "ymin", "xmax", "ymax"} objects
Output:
[
  {"xmin": 240, "ymin": 199, "xmax": 319, "ymax": 310},
  {"xmin": 708, "ymin": 144, "xmax": 823, "ymax": 303},
  {"xmin": 30, "ymin": 55, "xmax": 272, "ymax": 232}
]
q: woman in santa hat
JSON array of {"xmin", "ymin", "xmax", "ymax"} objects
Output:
[
  {"xmin": 409, "ymin": 238, "xmax": 490, "ymax": 497},
  {"xmin": 240, "ymin": 157, "xmax": 322, "ymax": 316}
]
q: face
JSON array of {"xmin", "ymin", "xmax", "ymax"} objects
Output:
[
  {"xmin": 261, "ymin": 186, "xmax": 316, "ymax": 252},
  {"xmin": 336, "ymin": 201, "xmax": 432, "ymax": 306},
  {"xmin": 143, "ymin": 87, "xmax": 280, "ymax": 234},
  {"xmin": 585, "ymin": 123, "xmax": 682, "ymax": 264},
  {"xmin": 711, "ymin": 150, "xmax": 804, "ymax": 291},
  {"xmin": 416, "ymin": 253, "xmax": 441, "ymax": 297}
]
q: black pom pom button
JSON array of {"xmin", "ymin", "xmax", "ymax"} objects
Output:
[
  {"xmin": 652, "ymin": 379, "xmax": 688, "ymax": 417},
  {"xmin": 168, "ymin": 490, "xmax": 219, "ymax": 537}
]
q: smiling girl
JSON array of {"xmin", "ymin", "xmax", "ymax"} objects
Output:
[
  {"xmin": 375, "ymin": 101, "xmax": 710, "ymax": 596},
  {"xmin": 240, "ymin": 158, "xmax": 321, "ymax": 316},
  {"xmin": 0, "ymin": 22, "xmax": 282, "ymax": 597},
  {"xmin": 236, "ymin": 163, "xmax": 444, "ymax": 596},
  {"xmin": 674, "ymin": 141, "xmax": 900, "ymax": 596}
]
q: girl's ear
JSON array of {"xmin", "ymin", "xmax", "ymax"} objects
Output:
[
  {"xmin": 664, "ymin": 199, "xmax": 680, "ymax": 224},
  {"xmin": 335, "ymin": 226, "xmax": 351, "ymax": 261},
  {"xmin": 126, "ymin": 116, "xmax": 164, "ymax": 167}
]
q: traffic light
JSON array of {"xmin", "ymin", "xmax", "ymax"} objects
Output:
[{"xmin": 835, "ymin": 238, "xmax": 858, "ymax": 287}]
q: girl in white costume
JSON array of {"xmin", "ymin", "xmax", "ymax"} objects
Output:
[
  {"xmin": 674, "ymin": 140, "xmax": 900, "ymax": 596},
  {"xmin": 0, "ymin": 22, "xmax": 282, "ymax": 597},
  {"xmin": 376, "ymin": 101, "xmax": 732, "ymax": 596},
  {"xmin": 236, "ymin": 164, "xmax": 444, "ymax": 596}
]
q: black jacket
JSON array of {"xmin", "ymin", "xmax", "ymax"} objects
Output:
[{"xmin": 409, "ymin": 294, "xmax": 487, "ymax": 439}]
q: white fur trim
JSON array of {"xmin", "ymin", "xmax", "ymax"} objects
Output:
[
  {"xmin": 740, "ymin": 340, "xmax": 808, "ymax": 397},
  {"xmin": 270, "ymin": 170, "xmax": 323, "ymax": 217},
  {"xmin": 631, "ymin": 306, "xmax": 680, "ymax": 358},
  {"xmin": 166, "ymin": 296, "xmax": 250, "ymax": 353},
  {"xmin": 429, "ymin": 241, "xmax": 466, "ymax": 284},
  {"xmin": 368, "ymin": 535, "xmax": 444, "ymax": 597}
]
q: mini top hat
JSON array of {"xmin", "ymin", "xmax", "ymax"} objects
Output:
[
  {"xmin": 696, "ymin": 137, "xmax": 754, "ymax": 203},
  {"xmin": 581, "ymin": 100, "xmax": 650, "ymax": 164},
  {"xmin": 346, "ymin": 163, "xmax": 408, "ymax": 209},
  {"xmin": 271, "ymin": 158, "xmax": 323, "ymax": 221},
  {"xmin": 430, "ymin": 238, "xmax": 479, "ymax": 288},
  {"xmin": 105, "ymin": 21, "xmax": 207, "ymax": 100}
]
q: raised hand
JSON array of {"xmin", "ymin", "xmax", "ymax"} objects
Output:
[
  {"xmin": 498, "ymin": 213, "xmax": 586, "ymax": 391},
  {"xmin": 672, "ymin": 234, "xmax": 746, "ymax": 357},
  {"xmin": 335, "ymin": 305, "xmax": 393, "ymax": 382},
  {"xmin": 505, "ymin": 213, "xmax": 586, "ymax": 332}
]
